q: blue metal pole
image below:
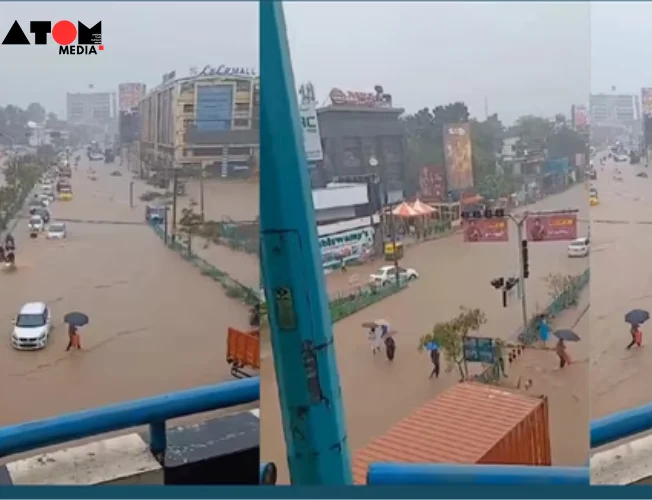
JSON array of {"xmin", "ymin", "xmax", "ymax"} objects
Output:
[
  {"xmin": 367, "ymin": 464, "xmax": 590, "ymax": 485},
  {"xmin": 591, "ymin": 403, "xmax": 652, "ymax": 448},
  {"xmin": 0, "ymin": 377, "xmax": 259, "ymax": 458},
  {"xmin": 260, "ymin": 1, "xmax": 352, "ymax": 485}
]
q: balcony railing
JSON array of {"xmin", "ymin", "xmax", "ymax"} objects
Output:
[{"xmin": 0, "ymin": 377, "xmax": 259, "ymax": 459}]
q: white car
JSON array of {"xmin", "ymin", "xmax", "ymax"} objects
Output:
[
  {"xmin": 47, "ymin": 222, "xmax": 67, "ymax": 239},
  {"xmin": 28, "ymin": 215, "xmax": 44, "ymax": 232},
  {"xmin": 568, "ymin": 237, "xmax": 590, "ymax": 258},
  {"xmin": 369, "ymin": 265, "xmax": 419, "ymax": 286},
  {"xmin": 614, "ymin": 154, "xmax": 629, "ymax": 162},
  {"xmin": 11, "ymin": 302, "xmax": 52, "ymax": 350}
]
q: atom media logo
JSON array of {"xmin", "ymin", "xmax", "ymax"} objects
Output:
[{"xmin": 2, "ymin": 20, "xmax": 103, "ymax": 55}]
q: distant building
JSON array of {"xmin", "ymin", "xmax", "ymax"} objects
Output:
[
  {"xmin": 66, "ymin": 92, "xmax": 113, "ymax": 126},
  {"xmin": 312, "ymin": 86, "xmax": 407, "ymax": 203},
  {"xmin": 139, "ymin": 66, "xmax": 259, "ymax": 178},
  {"xmin": 590, "ymin": 94, "xmax": 637, "ymax": 128}
]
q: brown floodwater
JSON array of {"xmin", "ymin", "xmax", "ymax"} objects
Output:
[
  {"xmin": 0, "ymin": 156, "xmax": 254, "ymax": 427},
  {"xmin": 590, "ymin": 155, "xmax": 652, "ymax": 419},
  {"xmin": 261, "ymin": 183, "xmax": 590, "ymax": 483}
]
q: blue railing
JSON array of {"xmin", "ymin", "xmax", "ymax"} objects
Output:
[{"xmin": 0, "ymin": 377, "xmax": 259, "ymax": 459}]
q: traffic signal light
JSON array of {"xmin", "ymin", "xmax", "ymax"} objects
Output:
[
  {"xmin": 521, "ymin": 240, "xmax": 529, "ymax": 279},
  {"xmin": 505, "ymin": 277, "xmax": 519, "ymax": 291},
  {"xmin": 491, "ymin": 277, "xmax": 505, "ymax": 289}
]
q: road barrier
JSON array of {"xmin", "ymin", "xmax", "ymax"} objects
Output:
[
  {"xmin": 149, "ymin": 222, "xmax": 259, "ymax": 307},
  {"xmin": 330, "ymin": 281, "xmax": 408, "ymax": 322}
]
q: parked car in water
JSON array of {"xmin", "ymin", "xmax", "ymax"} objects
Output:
[
  {"xmin": 568, "ymin": 237, "xmax": 590, "ymax": 258},
  {"xmin": 46, "ymin": 222, "xmax": 67, "ymax": 240},
  {"xmin": 369, "ymin": 265, "xmax": 419, "ymax": 286}
]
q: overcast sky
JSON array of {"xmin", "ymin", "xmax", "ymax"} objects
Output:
[
  {"xmin": 285, "ymin": 2, "xmax": 591, "ymax": 125},
  {"xmin": 0, "ymin": 2, "xmax": 258, "ymax": 117}
]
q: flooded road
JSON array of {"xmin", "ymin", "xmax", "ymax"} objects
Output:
[
  {"xmin": 261, "ymin": 184, "xmax": 589, "ymax": 482},
  {"xmin": 0, "ymin": 156, "xmax": 251, "ymax": 426},
  {"xmin": 590, "ymin": 155, "xmax": 652, "ymax": 418}
]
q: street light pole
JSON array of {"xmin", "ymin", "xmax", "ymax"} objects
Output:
[{"xmin": 508, "ymin": 212, "xmax": 529, "ymax": 334}]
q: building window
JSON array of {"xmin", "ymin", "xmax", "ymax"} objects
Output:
[
  {"xmin": 235, "ymin": 102, "xmax": 250, "ymax": 113},
  {"xmin": 342, "ymin": 137, "xmax": 362, "ymax": 168},
  {"xmin": 229, "ymin": 147, "xmax": 251, "ymax": 156},
  {"xmin": 236, "ymin": 80, "xmax": 251, "ymax": 92},
  {"xmin": 382, "ymin": 137, "xmax": 402, "ymax": 162},
  {"xmin": 183, "ymin": 149, "xmax": 193, "ymax": 157},
  {"xmin": 183, "ymin": 119, "xmax": 194, "ymax": 130},
  {"xmin": 193, "ymin": 147, "xmax": 223, "ymax": 157},
  {"xmin": 183, "ymin": 104, "xmax": 194, "ymax": 113},
  {"xmin": 233, "ymin": 118, "xmax": 250, "ymax": 128}
]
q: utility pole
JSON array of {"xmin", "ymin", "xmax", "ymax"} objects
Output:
[
  {"xmin": 199, "ymin": 168, "xmax": 205, "ymax": 222},
  {"xmin": 171, "ymin": 169, "xmax": 178, "ymax": 244},
  {"xmin": 509, "ymin": 213, "xmax": 529, "ymax": 335}
]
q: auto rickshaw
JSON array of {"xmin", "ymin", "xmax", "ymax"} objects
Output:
[
  {"xmin": 590, "ymin": 195, "xmax": 599, "ymax": 207},
  {"xmin": 384, "ymin": 240, "xmax": 404, "ymax": 261}
]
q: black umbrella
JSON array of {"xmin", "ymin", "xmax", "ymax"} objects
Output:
[
  {"xmin": 553, "ymin": 329, "xmax": 581, "ymax": 342},
  {"xmin": 625, "ymin": 309, "xmax": 650, "ymax": 326},
  {"xmin": 64, "ymin": 312, "xmax": 89, "ymax": 327}
]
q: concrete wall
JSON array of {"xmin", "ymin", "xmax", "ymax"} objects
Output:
[
  {"xmin": 0, "ymin": 409, "xmax": 259, "ymax": 485},
  {"xmin": 591, "ymin": 434, "xmax": 652, "ymax": 485}
]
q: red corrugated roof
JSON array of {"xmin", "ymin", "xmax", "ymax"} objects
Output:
[{"xmin": 352, "ymin": 382, "xmax": 544, "ymax": 484}]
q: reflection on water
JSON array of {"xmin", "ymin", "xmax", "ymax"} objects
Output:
[{"xmin": 0, "ymin": 158, "xmax": 255, "ymax": 426}]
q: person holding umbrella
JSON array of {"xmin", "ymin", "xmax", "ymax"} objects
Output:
[
  {"xmin": 625, "ymin": 309, "xmax": 649, "ymax": 349},
  {"xmin": 552, "ymin": 329, "xmax": 581, "ymax": 369},
  {"xmin": 64, "ymin": 312, "xmax": 89, "ymax": 352}
]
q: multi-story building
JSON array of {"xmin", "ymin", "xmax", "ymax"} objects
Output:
[
  {"xmin": 139, "ymin": 67, "xmax": 259, "ymax": 178},
  {"xmin": 66, "ymin": 92, "xmax": 116, "ymax": 143},
  {"xmin": 312, "ymin": 86, "xmax": 407, "ymax": 203}
]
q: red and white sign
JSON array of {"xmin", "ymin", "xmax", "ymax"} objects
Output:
[
  {"xmin": 526, "ymin": 213, "xmax": 577, "ymax": 242},
  {"xmin": 463, "ymin": 218, "xmax": 509, "ymax": 243},
  {"xmin": 118, "ymin": 82, "xmax": 146, "ymax": 111}
]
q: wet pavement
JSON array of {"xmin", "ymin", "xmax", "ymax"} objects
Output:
[
  {"xmin": 261, "ymin": 183, "xmax": 589, "ymax": 482},
  {"xmin": 590, "ymin": 155, "xmax": 652, "ymax": 419},
  {"xmin": 0, "ymin": 156, "xmax": 251, "ymax": 427}
]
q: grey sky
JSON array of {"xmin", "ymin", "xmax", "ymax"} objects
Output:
[
  {"xmin": 0, "ymin": 2, "xmax": 258, "ymax": 117},
  {"xmin": 591, "ymin": 2, "xmax": 652, "ymax": 95},
  {"xmin": 285, "ymin": 2, "xmax": 590, "ymax": 125}
]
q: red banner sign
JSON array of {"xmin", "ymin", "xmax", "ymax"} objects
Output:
[
  {"xmin": 526, "ymin": 213, "xmax": 577, "ymax": 242},
  {"xmin": 463, "ymin": 218, "xmax": 509, "ymax": 243},
  {"xmin": 418, "ymin": 165, "xmax": 446, "ymax": 202}
]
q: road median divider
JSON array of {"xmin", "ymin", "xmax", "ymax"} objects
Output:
[
  {"xmin": 149, "ymin": 223, "xmax": 259, "ymax": 307},
  {"xmin": 475, "ymin": 267, "xmax": 590, "ymax": 385}
]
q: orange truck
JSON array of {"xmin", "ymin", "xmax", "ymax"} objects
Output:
[
  {"xmin": 352, "ymin": 382, "xmax": 551, "ymax": 484},
  {"xmin": 226, "ymin": 327, "xmax": 260, "ymax": 378}
]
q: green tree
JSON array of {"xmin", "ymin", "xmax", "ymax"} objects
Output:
[
  {"xmin": 25, "ymin": 103, "xmax": 46, "ymax": 124},
  {"xmin": 418, "ymin": 307, "xmax": 488, "ymax": 381},
  {"xmin": 506, "ymin": 115, "xmax": 551, "ymax": 151}
]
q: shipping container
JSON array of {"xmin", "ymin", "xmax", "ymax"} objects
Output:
[{"xmin": 352, "ymin": 382, "xmax": 551, "ymax": 484}]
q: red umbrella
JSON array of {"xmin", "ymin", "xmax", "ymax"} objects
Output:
[{"xmin": 392, "ymin": 201, "xmax": 420, "ymax": 217}]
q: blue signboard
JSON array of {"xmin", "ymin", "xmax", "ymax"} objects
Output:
[
  {"xmin": 463, "ymin": 336, "xmax": 496, "ymax": 364},
  {"xmin": 196, "ymin": 84, "xmax": 234, "ymax": 131},
  {"xmin": 543, "ymin": 157, "xmax": 570, "ymax": 173}
]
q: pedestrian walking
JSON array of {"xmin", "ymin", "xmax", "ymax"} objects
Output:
[
  {"xmin": 429, "ymin": 347, "xmax": 440, "ymax": 379},
  {"xmin": 627, "ymin": 324, "xmax": 643, "ymax": 349},
  {"xmin": 538, "ymin": 316, "xmax": 550, "ymax": 347},
  {"xmin": 66, "ymin": 324, "xmax": 81, "ymax": 351},
  {"xmin": 555, "ymin": 338, "xmax": 569, "ymax": 368}
]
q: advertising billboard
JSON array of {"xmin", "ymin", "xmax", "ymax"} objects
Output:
[
  {"xmin": 443, "ymin": 122, "xmax": 473, "ymax": 192},
  {"xmin": 418, "ymin": 165, "xmax": 446, "ymax": 202},
  {"xmin": 462, "ymin": 218, "xmax": 509, "ymax": 243},
  {"xmin": 526, "ymin": 213, "xmax": 577, "ymax": 242},
  {"xmin": 299, "ymin": 101, "xmax": 323, "ymax": 162},
  {"xmin": 118, "ymin": 83, "xmax": 146, "ymax": 111},
  {"xmin": 572, "ymin": 105, "xmax": 589, "ymax": 129},
  {"xmin": 196, "ymin": 84, "xmax": 234, "ymax": 131},
  {"xmin": 643, "ymin": 88, "xmax": 652, "ymax": 116}
]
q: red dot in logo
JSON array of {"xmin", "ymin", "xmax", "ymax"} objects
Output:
[{"xmin": 52, "ymin": 20, "xmax": 77, "ymax": 45}]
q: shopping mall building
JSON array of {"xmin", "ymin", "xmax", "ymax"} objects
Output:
[{"xmin": 139, "ymin": 66, "xmax": 259, "ymax": 178}]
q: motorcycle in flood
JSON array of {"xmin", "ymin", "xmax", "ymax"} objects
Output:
[{"xmin": 384, "ymin": 335, "xmax": 396, "ymax": 361}]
